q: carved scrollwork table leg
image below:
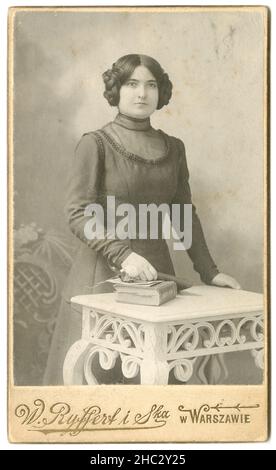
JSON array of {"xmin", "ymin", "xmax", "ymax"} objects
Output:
[
  {"xmin": 63, "ymin": 339, "xmax": 93, "ymax": 385},
  {"xmin": 140, "ymin": 323, "xmax": 169, "ymax": 384}
]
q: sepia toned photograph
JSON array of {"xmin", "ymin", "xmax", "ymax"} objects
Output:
[{"xmin": 8, "ymin": 6, "xmax": 269, "ymax": 442}]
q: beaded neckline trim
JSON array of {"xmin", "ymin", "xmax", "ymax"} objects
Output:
[{"xmin": 98, "ymin": 128, "xmax": 170, "ymax": 166}]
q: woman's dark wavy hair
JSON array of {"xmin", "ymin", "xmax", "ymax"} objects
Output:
[{"xmin": 102, "ymin": 54, "xmax": 173, "ymax": 110}]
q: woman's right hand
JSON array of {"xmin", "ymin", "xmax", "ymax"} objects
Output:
[{"xmin": 121, "ymin": 253, "xmax": 157, "ymax": 281}]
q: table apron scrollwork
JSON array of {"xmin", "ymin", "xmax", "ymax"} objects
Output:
[{"xmin": 64, "ymin": 305, "xmax": 264, "ymax": 385}]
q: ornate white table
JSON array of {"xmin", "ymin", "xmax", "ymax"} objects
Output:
[{"xmin": 63, "ymin": 286, "xmax": 264, "ymax": 385}]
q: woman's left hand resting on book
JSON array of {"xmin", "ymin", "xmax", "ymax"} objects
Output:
[
  {"xmin": 211, "ymin": 273, "xmax": 241, "ymax": 289},
  {"xmin": 121, "ymin": 252, "xmax": 158, "ymax": 281}
]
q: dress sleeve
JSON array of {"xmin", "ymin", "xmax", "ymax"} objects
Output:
[
  {"xmin": 171, "ymin": 138, "xmax": 219, "ymax": 284},
  {"xmin": 65, "ymin": 133, "xmax": 133, "ymax": 268}
]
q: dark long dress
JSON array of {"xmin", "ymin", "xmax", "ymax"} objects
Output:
[{"xmin": 43, "ymin": 113, "xmax": 219, "ymax": 385}]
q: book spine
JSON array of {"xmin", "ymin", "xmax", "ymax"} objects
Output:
[
  {"xmin": 116, "ymin": 294, "xmax": 156, "ymax": 305},
  {"xmin": 158, "ymin": 283, "xmax": 177, "ymax": 304}
]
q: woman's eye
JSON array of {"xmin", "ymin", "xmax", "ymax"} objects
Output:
[{"xmin": 125, "ymin": 81, "xmax": 157, "ymax": 89}]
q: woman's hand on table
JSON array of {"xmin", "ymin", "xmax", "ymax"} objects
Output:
[
  {"xmin": 211, "ymin": 273, "xmax": 241, "ymax": 290},
  {"xmin": 121, "ymin": 253, "xmax": 158, "ymax": 281}
]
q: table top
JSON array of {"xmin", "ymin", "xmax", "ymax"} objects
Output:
[{"xmin": 71, "ymin": 285, "xmax": 263, "ymax": 323}]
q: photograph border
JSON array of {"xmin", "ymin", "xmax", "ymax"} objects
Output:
[{"xmin": 7, "ymin": 4, "xmax": 270, "ymax": 443}]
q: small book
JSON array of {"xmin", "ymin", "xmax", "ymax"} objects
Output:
[{"xmin": 113, "ymin": 280, "xmax": 177, "ymax": 306}]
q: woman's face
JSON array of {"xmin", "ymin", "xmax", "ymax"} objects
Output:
[{"xmin": 118, "ymin": 65, "xmax": 159, "ymax": 119}]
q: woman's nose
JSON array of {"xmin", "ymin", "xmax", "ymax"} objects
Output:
[{"xmin": 137, "ymin": 85, "xmax": 146, "ymax": 98}]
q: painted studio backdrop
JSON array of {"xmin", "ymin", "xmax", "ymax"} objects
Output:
[{"xmin": 12, "ymin": 9, "xmax": 264, "ymax": 385}]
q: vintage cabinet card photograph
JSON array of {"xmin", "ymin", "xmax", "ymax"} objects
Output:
[{"xmin": 8, "ymin": 5, "xmax": 269, "ymax": 443}]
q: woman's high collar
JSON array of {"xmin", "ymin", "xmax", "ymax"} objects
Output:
[{"xmin": 113, "ymin": 113, "xmax": 151, "ymax": 131}]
